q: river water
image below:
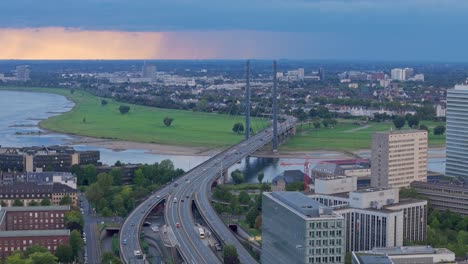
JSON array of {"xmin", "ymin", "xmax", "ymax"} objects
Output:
[{"xmin": 0, "ymin": 90, "xmax": 445, "ymax": 183}]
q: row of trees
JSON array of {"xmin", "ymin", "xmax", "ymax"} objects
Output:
[{"xmin": 85, "ymin": 160, "xmax": 184, "ymax": 216}]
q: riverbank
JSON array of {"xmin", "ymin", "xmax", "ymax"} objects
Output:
[{"xmin": 1, "ymin": 87, "xmax": 259, "ymax": 148}]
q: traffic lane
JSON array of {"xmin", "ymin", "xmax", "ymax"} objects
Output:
[
  {"xmin": 167, "ymin": 185, "xmax": 205, "ymax": 264},
  {"xmin": 179, "ymin": 191, "xmax": 220, "ymax": 264}
]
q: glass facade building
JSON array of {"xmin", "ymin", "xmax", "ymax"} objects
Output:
[
  {"xmin": 262, "ymin": 192, "xmax": 345, "ymax": 264},
  {"xmin": 446, "ymin": 85, "xmax": 468, "ymax": 178}
]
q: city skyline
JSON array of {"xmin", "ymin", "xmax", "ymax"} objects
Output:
[{"xmin": 1, "ymin": 0, "xmax": 468, "ymax": 60}]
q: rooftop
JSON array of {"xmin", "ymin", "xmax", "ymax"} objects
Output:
[
  {"xmin": 353, "ymin": 187, "xmax": 392, "ymax": 193},
  {"xmin": 454, "ymin": 84, "xmax": 468, "ymax": 90},
  {"xmin": 353, "ymin": 253, "xmax": 393, "ymax": 264},
  {"xmin": 375, "ymin": 129, "xmax": 427, "ymax": 135},
  {"xmin": 1, "ymin": 205, "xmax": 70, "ymax": 212},
  {"xmin": 0, "ymin": 229, "xmax": 70, "ymax": 238},
  {"xmin": 267, "ymin": 192, "xmax": 338, "ymax": 219},
  {"xmin": 370, "ymin": 246, "xmax": 449, "ymax": 256}
]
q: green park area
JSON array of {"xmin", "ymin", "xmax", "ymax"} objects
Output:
[
  {"xmin": 281, "ymin": 119, "xmax": 446, "ymax": 151},
  {"xmin": 3, "ymin": 87, "xmax": 266, "ymax": 148},
  {"xmin": 2, "ymin": 87, "xmax": 446, "ymax": 151}
]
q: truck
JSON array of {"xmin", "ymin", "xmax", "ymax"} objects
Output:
[{"xmin": 134, "ymin": 250, "xmax": 143, "ymax": 259}]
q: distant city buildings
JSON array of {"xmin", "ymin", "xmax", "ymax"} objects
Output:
[
  {"xmin": 0, "ymin": 206, "xmax": 70, "ymax": 260},
  {"xmin": 142, "ymin": 63, "xmax": 157, "ymax": 79},
  {"xmin": 0, "ymin": 146, "xmax": 99, "ymax": 172},
  {"xmin": 446, "ymin": 84, "xmax": 468, "ymax": 178},
  {"xmin": 370, "ymin": 130, "xmax": 428, "ymax": 189},
  {"xmin": 15, "ymin": 65, "xmax": 31, "ymax": 81},
  {"xmin": 310, "ymin": 177, "xmax": 428, "ymax": 252},
  {"xmin": 262, "ymin": 192, "xmax": 345, "ymax": 264},
  {"xmin": 390, "ymin": 67, "xmax": 424, "ymax": 82}
]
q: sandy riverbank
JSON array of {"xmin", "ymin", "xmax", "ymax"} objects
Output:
[{"xmin": 65, "ymin": 135, "xmax": 223, "ymax": 156}]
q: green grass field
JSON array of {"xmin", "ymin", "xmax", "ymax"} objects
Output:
[
  {"xmin": 281, "ymin": 120, "xmax": 446, "ymax": 151},
  {"xmin": 1, "ymin": 87, "xmax": 446, "ymax": 151},
  {"xmin": 1, "ymin": 87, "xmax": 267, "ymax": 147}
]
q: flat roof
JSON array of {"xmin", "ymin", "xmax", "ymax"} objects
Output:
[
  {"xmin": 374, "ymin": 129, "xmax": 426, "ymax": 135},
  {"xmin": 454, "ymin": 84, "xmax": 468, "ymax": 90},
  {"xmin": 0, "ymin": 229, "xmax": 69, "ymax": 238},
  {"xmin": 371, "ymin": 246, "xmax": 437, "ymax": 255},
  {"xmin": 354, "ymin": 253, "xmax": 393, "ymax": 264},
  {"xmin": 267, "ymin": 192, "xmax": 339, "ymax": 219},
  {"xmin": 1, "ymin": 206, "xmax": 70, "ymax": 212},
  {"xmin": 353, "ymin": 187, "xmax": 393, "ymax": 193}
]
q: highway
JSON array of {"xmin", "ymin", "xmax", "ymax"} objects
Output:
[{"xmin": 120, "ymin": 119, "xmax": 295, "ymax": 264}]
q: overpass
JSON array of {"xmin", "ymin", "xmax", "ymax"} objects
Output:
[{"xmin": 119, "ymin": 119, "xmax": 296, "ymax": 264}]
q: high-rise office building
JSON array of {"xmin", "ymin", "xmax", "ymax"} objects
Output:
[
  {"xmin": 15, "ymin": 65, "xmax": 30, "ymax": 81},
  {"xmin": 371, "ymin": 130, "xmax": 428, "ymax": 188},
  {"xmin": 446, "ymin": 84, "xmax": 468, "ymax": 178},
  {"xmin": 262, "ymin": 192, "xmax": 345, "ymax": 264},
  {"xmin": 142, "ymin": 63, "xmax": 157, "ymax": 79},
  {"xmin": 319, "ymin": 68, "xmax": 325, "ymax": 81},
  {"xmin": 404, "ymin": 68, "xmax": 414, "ymax": 79},
  {"xmin": 391, "ymin": 68, "xmax": 405, "ymax": 81}
]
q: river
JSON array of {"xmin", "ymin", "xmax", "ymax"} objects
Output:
[{"xmin": 0, "ymin": 90, "xmax": 445, "ymax": 183}]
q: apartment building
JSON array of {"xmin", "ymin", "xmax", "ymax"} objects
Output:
[
  {"xmin": 0, "ymin": 182, "xmax": 77, "ymax": 207},
  {"xmin": 371, "ymin": 130, "xmax": 427, "ymax": 188}
]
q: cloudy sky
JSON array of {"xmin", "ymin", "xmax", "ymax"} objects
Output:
[{"xmin": 0, "ymin": 0, "xmax": 467, "ymax": 60}]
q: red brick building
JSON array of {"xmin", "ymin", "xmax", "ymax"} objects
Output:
[{"xmin": 0, "ymin": 206, "xmax": 71, "ymax": 259}]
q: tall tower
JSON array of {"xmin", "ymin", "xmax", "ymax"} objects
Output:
[
  {"xmin": 272, "ymin": 61, "xmax": 279, "ymax": 152},
  {"xmin": 245, "ymin": 60, "xmax": 251, "ymax": 140},
  {"xmin": 446, "ymin": 84, "xmax": 468, "ymax": 178}
]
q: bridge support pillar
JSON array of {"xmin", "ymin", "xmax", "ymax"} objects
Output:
[{"xmin": 223, "ymin": 170, "xmax": 229, "ymax": 184}]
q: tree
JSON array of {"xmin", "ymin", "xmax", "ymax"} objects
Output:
[
  {"xmin": 231, "ymin": 169, "xmax": 245, "ymax": 185},
  {"xmin": 246, "ymin": 207, "xmax": 260, "ymax": 228},
  {"xmin": 393, "ymin": 116, "xmax": 406, "ymax": 129},
  {"xmin": 232, "ymin": 123, "xmax": 244, "ymax": 134},
  {"xmin": 163, "ymin": 117, "xmax": 174, "ymax": 127},
  {"xmin": 13, "ymin": 199, "xmax": 24, "ymax": 206},
  {"xmin": 82, "ymin": 117, "xmax": 86, "ymax": 123},
  {"xmin": 55, "ymin": 245, "xmax": 73, "ymax": 263},
  {"xmin": 255, "ymin": 215, "xmax": 262, "ymax": 229},
  {"xmin": 101, "ymin": 99, "xmax": 108, "ymax": 106},
  {"xmin": 313, "ymin": 121, "xmax": 321, "ymax": 129},
  {"xmin": 238, "ymin": 191, "xmax": 250, "ymax": 205},
  {"xmin": 434, "ymin": 125, "xmax": 446, "ymax": 135},
  {"xmin": 24, "ymin": 245, "xmax": 48, "ymax": 258},
  {"xmin": 65, "ymin": 210, "xmax": 84, "ymax": 232},
  {"xmin": 69, "ymin": 230, "xmax": 83, "ymax": 258},
  {"xmin": 110, "ymin": 168, "xmax": 123, "ymax": 186},
  {"xmin": 419, "ymin": 124, "xmax": 429, "ymax": 132},
  {"xmin": 102, "ymin": 252, "xmax": 123, "ymax": 264},
  {"xmin": 40, "ymin": 197, "xmax": 51, "ymax": 206},
  {"xmin": 119, "ymin": 105, "xmax": 130, "ymax": 114},
  {"xmin": 5, "ymin": 252, "xmax": 26, "ymax": 264},
  {"xmin": 59, "ymin": 195, "xmax": 72, "ymax": 205},
  {"xmin": 29, "ymin": 252, "xmax": 58, "ymax": 264},
  {"xmin": 257, "ymin": 172, "xmax": 264, "ymax": 184},
  {"xmin": 29, "ymin": 200, "xmax": 39, "ymax": 206},
  {"xmin": 407, "ymin": 115, "xmax": 420, "ymax": 128},
  {"xmin": 223, "ymin": 244, "xmax": 240, "ymax": 264}
]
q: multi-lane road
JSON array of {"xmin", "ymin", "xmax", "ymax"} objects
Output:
[{"xmin": 120, "ymin": 119, "xmax": 295, "ymax": 264}]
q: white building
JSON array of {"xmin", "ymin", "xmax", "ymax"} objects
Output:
[
  {"xmin": 391, "ymin": 68, "xmax": 405, "ymax": 81},
  {"xmin": 446, "ymin": 84, "xmax": 468, "ymax": 178},
  {"xmin": 309, "ymin": 178, "xmax": 428, "ymax": 252}
]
